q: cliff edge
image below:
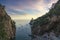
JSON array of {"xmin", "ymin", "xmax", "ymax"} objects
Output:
[
  {"xmin": 30, "ymin": 0, "xmax": 60, "ymax": 40},
  {"xmin": 0, "ymin": 4, "xmax": 16, "ymax": 40}
]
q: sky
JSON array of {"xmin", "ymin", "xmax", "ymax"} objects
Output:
[{"xmin": 0, "ymin": 0, "xmax": 58, "ymax": 20}]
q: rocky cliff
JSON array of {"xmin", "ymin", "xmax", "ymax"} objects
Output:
[
  {"xmin": 0, "ymin": 4, "xmax": 16, "ymax": 40},
  {"xmin": 30, "ymin": 0, "xmax": 60, "ymax": 40}
]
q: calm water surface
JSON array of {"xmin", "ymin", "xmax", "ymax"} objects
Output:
[
  {"xmin": 14, "ymin": 20, "xmax": 60, "ymax": 40},
  {"xmin": 14, "ymin": 20, "xmax": 31, "ymax": 40}
]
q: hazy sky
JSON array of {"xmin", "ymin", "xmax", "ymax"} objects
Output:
[{"xmin": 0, "ymin": 0, "xmax": 58, "ymax": 20}]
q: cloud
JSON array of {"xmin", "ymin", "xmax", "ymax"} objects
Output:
[
  {"xmin": 0, "ymin": 0, "xmax": 58, "ymax": 20},
  {"xmin": 9, "ymin": 11, "xmax": 46, "ymax": 20},
  {"xmin": 9, "ymin": 14, "xmax": 38, "ymax": 20}
]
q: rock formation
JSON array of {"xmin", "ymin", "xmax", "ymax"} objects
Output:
[
  {"xmin": 0, "ymin": 4, "xmax": 16, "ymax": 40},
  {"xmin": 30, "ymin": 0, "xmax": 60, "ymax": 40}
]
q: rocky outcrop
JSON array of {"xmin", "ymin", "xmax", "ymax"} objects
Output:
[
  {"xmin": 0, "ymin": 4, "xmax": 16, "ymax": 40},
  {"xmin": 30, "ymin": 0, "xmax": 60, "ymax": 40}
]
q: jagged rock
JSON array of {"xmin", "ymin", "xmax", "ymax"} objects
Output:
[
  {"xmin": 0, "ymin": 4, "xmax": 16, "ymax": 40},
  {"xmin": 30, "ymin": 0, "xmax": 60, "ymax": 40}
]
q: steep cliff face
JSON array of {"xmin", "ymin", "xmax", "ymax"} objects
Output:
[
  {"xmin": 0, "ymin": 4, "xmax": 16, "ymax": 40},
  {"xmin": 30, "ymin": 0, "xmax": 60, "ymax": 40}
]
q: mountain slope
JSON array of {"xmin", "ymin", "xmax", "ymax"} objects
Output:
[
  {"xmin": 30, "ymin": 0, "xmax": 60, "ymax": 40},
  {"xmin": 0, "ymin": 4, "xmax": 16, "ymax": 40}
]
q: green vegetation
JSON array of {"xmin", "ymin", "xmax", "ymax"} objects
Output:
[
  {"xmin": 30, "ymin": 0, "xmax": 60, "ymax": 36},
  {"xmin": 0, "ymin": 20, "xmax": 7, "ymax": 40},
  {"xmin": 31, "ymin": 0, "xmax": 60, "ymax": 26}
]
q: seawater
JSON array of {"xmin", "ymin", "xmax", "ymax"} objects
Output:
[{"xmin": 14, "ymin": 20, "xmax": 31, "ymax": 40}]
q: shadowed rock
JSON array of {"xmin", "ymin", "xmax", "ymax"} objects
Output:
[{"xmin": 0, "ymin": 4, "xmax": 16, "ymax": 40}]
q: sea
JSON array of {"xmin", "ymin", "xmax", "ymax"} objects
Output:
[{"xmin": 14, "ymin": 20, "xmax": 31, "ymax": 40}]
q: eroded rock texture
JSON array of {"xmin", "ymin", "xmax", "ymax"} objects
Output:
[
  {"xmin": 0, "ymin": 4, "xmax": 16, "ymax": 40},
  {"xmin": 30, "ymin": 0, "xmax": 60, "ymax": 40}
]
